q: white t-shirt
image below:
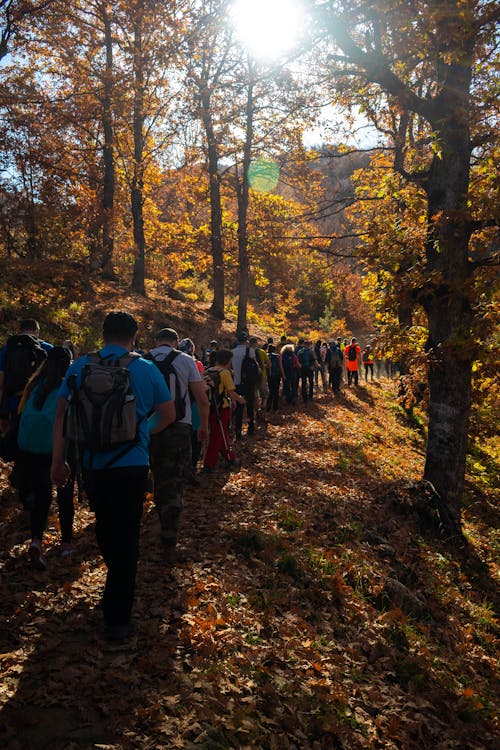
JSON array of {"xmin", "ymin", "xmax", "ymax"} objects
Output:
[
  {"xmin": 148, "ymin": 345, "xmax": 202, "ymax": 426},
  {"xmin": 232, "ymin": 344, "xmax": 256, "ymax": 386}
]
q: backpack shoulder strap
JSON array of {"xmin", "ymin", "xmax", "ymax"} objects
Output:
[{"xmin": 164, "ymin": 349, "xmax": 181, "ymax": 365}]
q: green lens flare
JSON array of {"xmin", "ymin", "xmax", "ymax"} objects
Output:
[{"xmin": 248, "ymin": 159, "xmax": 280, "ymax": 192}]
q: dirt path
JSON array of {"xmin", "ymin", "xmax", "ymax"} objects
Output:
[{"xmin": 0, "ymin": 382, "xmax": 498, "ymax": 749}]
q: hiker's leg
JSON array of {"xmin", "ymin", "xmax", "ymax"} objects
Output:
[
  {"xmin": 301, "ymin": 369, "xmax": 308, "ymax": 402},
  {"xmin": 150, "ymin": 426, "xmax": 191, "ymax": 547},
  {"xmin": 205, "ymin": 411, "xmax": 223, "ymax": 467},
  {"xmin": 308, "ymin": 369, "xmax": 314, "ymax": 399},
  {"xmin": 56, "ymin": 474, "xmax": 75, "ymax": 545},
  {"xmin": 245, "ymin": 385, "xmax": 255, "ymax": 431},
  {"xmin": 234, "ymin": 387, "xmax": 245, "ymax": 437},
  {"xmin": 91, "ymin": 467, "xmax": 147, "ymax": 627},
  {"xmin": 28, "ymin": 454, "xmax": 52, "ymax": 542}
]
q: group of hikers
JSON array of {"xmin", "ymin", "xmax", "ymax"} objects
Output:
[{"xmin": 0, "ymin": 313, "xmax": 383, "ymax": 643}]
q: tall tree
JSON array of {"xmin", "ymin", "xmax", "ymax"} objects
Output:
[{"xmin": 313, "ymin": 0, "xmax": 500, "ymax": 530}]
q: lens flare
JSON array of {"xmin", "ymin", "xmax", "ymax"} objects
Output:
[
  {"xmin": 248, "ymin": 159, "xmax": 280, "ymax": 192},
  {"xmin": 231, "ymin": 0, "xmax": 304, "ymax": 61}
]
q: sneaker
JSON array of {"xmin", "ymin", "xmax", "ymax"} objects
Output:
[
  {"xmin": 29, "ymin": 541, "xmax": 47, "ymax": 571},
  {"xmin": 60, "ymin": 542, "xmax": 75, "ymax": 559}
]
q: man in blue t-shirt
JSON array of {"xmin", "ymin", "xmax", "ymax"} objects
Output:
[{"xmin": 51, "ymin": 312, "xmax": 174, "ymax": 643}]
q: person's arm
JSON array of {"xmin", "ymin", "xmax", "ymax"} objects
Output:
[
  {"xmin": 51, "ymin": 397, "xmax": 71, "ymax": 487},
  {"xmin": 149, "ymin": 400, "xmax": 175, "ymax": 434},
  {"xmin": 228, "ymin": 388, "xmax": 245, "ymax": 405},
  {"xmin": 189, "ymin": 379, "xmax": 210, "ymax": 441},
  {"xmin": 279, "ymin": 354, "xmax": 285, "ymax": 380}
]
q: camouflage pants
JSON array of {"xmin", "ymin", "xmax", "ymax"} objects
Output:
[{"xmin": 149, "ymin": 423, "xmax": 192, "ymax": 547}]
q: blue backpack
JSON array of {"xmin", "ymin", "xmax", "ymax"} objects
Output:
[{"xmin": 18, "ymin": 385, "xmax": 58, "ymax": 454}]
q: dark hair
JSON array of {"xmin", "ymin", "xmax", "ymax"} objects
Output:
[
  {"xmin": 33, "ymin": 347, "xmax": 72, "ymax": 408},
  {"xmin": 215, "ymin": 349, "xmax": 233, "ymax": 366},
  {"xmin": 20, "ymin": 319, "xmax": 39, "ymax": 334},
  {"xmin": 156, "ymin": 327, "xmax": 178, "ymax": 343},
  {"xmin": 102, "ymin": 312, "xmax": 138, "ymax": 343},
  {"xmin": 268, "ymin": 344, "xmax": 275, "ymax": 353}
]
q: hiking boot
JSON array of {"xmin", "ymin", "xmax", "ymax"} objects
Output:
[{"xmin": 29, "ymin": 540, "xmax": 47, "ymax": 571}]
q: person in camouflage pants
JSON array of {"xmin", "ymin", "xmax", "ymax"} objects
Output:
[
  {"xmin": 147, "ymin": 327, "xmax": 209, "ymax": 561},
  {"xmin": 149, "ymin": 423, "xmax": 192, "ymax": 550}
]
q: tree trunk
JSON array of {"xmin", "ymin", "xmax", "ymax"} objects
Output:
[
  {"xmin": 420, "ymin": 47, "xmax": 474, "ymax": 528},
  {"xmin": 100, "ymin": 2, "xmax": 116, "ymax": 279},
  {"xmin": 130, "ymin": 4, "xmax": 146, "ymax": 296},
  {"xmin": 236, "ymin": 74, "xmax": 255, "ymax": 333},
  {"xmin": 201, "ymin": 90, "xmax": 225, "ymax": 320}
]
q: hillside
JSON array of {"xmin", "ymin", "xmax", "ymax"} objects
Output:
[
  {"xmin": 0, "ymin": 259, "xmax": 256, "ymax": 354},
  {"xmin": 0, "ymin": 375, "xmax": 498, "ymax": 749}
]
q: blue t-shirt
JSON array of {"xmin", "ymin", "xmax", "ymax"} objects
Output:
[{"xmin": 58, "ymin": 344, "xmax": 171, "ymax": 469}]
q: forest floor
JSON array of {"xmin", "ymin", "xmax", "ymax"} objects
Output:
[{"xmin": 0, "ymin": 379, "xmax": 498, "ymax": 750}]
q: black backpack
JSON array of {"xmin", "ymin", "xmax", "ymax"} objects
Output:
[
  {"xmin": 347, "ymin": 345, "xmax": 357, "ymax": 362},
  {"xmin": 203, "ymin": 367, "xmax": 224, "ymax": 413},
  {"xmin": 240, "ymin": 347, "xmax": 260, "ymax": 388},
  {"xmin": 145, "ymin": 350, "xmax": 186, "ymax": 422},
  {"xmin": 3, "ymin": 334, "xmax": 47, "ymax": 396},
  {"xmin": 281, "ymin": 349, "xmax": 294, "ymax": 375}
]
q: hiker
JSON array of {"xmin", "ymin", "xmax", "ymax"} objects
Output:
[
  {"xmin": 266, "ymin": 344, "xmax": 281, "ymax": 411},
  {"xmin": 203, "ymin": 349, "xmax": 245, "ymax": 473},
  {"xmin": 250, "ymin": 336, "xmax": 270, "ymax": 416},
  {"xmin": 204, "ymin": 340, "xmax": 218, "ymax": 368},
  {"xmin": 51, "ymin": 312, "xmax": 175, "ymax": 643},
  {"xmin": 297, "ymin": 340, "xmax": 316, "ymax": 403},
  {"xmin": 231, "ymin": 330, "xmax": 259, "ymax": 439},
  {"xmin": 0, "ymin": 319, "xmax": 53, "ymax": 425},
  {"xmin": 178, "ymin": 337, "xmax": 206, "ymax": 474},
  {"xmin": 0, "ymin": 319, "xmax": 53, "ymax": 502},
  {"xmin": 344, "ymin": 337, "xmax": 361, "ymax": 387},
  {"xmin": 280, "ymin": 343, "xmax": 299, "ymax": 405},
  {"xmin": 146, "ymin": 328, "xmax": 209, "ymax": 558},
  {"xmin": 325, "ymin": 340, "xmax": 343, "ymax": 395},
  {"xmin": 17, "ymin": 346, "xmax": 75, "ymax": 569},
  {"xmin": 363, "ymin": 345, "xmax": 375, "ymax": 382},
  {"xmin": 314, "ymin": 340, "xmax": 327, "ymax": 394}
]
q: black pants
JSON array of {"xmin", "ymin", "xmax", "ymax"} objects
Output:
[
  {"xmin": 347, "ymin": 369, "xmax": 359, "ymax": 386},
  {"xmin": 234, "ymin": 384, "xmax": 255, "ymax": 437},
  {"xmin": 84, "ymin": 466, "xmax": 148, "ymax": 627},
  {"xmin": 300, "ymin": 368, "xmax": 314, "ymax": 402},
  {"xmin": 329, "ymin": 366, "xmax": 342, "ymax": 394},
  {"xmin": 18, "ymin": 451, "xmax": 75, "ymax": 543},
  {"xmin": 267, "ymin": 374, "xmax": 281, "ymax": 411}
]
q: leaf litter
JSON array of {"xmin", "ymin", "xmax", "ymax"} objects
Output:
[{"xmin": 0, "ymin": 382, "xmax": 498, "ymax": 749}]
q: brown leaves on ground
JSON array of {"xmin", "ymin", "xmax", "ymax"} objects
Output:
[{"xmin": 0, "ymin": 382, "xmax": 498, "ymax": 749}]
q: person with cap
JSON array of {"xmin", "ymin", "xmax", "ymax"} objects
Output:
[
  {"xmin": 231, "ymin": 330, "xmax": 257, "ymax": 439},
  {"xmin": 147, "ymin": 328, "xmax": 209, "ymax": 559}
]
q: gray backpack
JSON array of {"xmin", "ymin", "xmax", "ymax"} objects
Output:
[{"xmin": 66, "ymin": 352, "xmax": 140, "ymax": 454}]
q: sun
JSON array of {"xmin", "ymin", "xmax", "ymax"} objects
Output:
[{"xmin": 230, "ymin": 0, "xmax": 305, "ymax": 61}]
